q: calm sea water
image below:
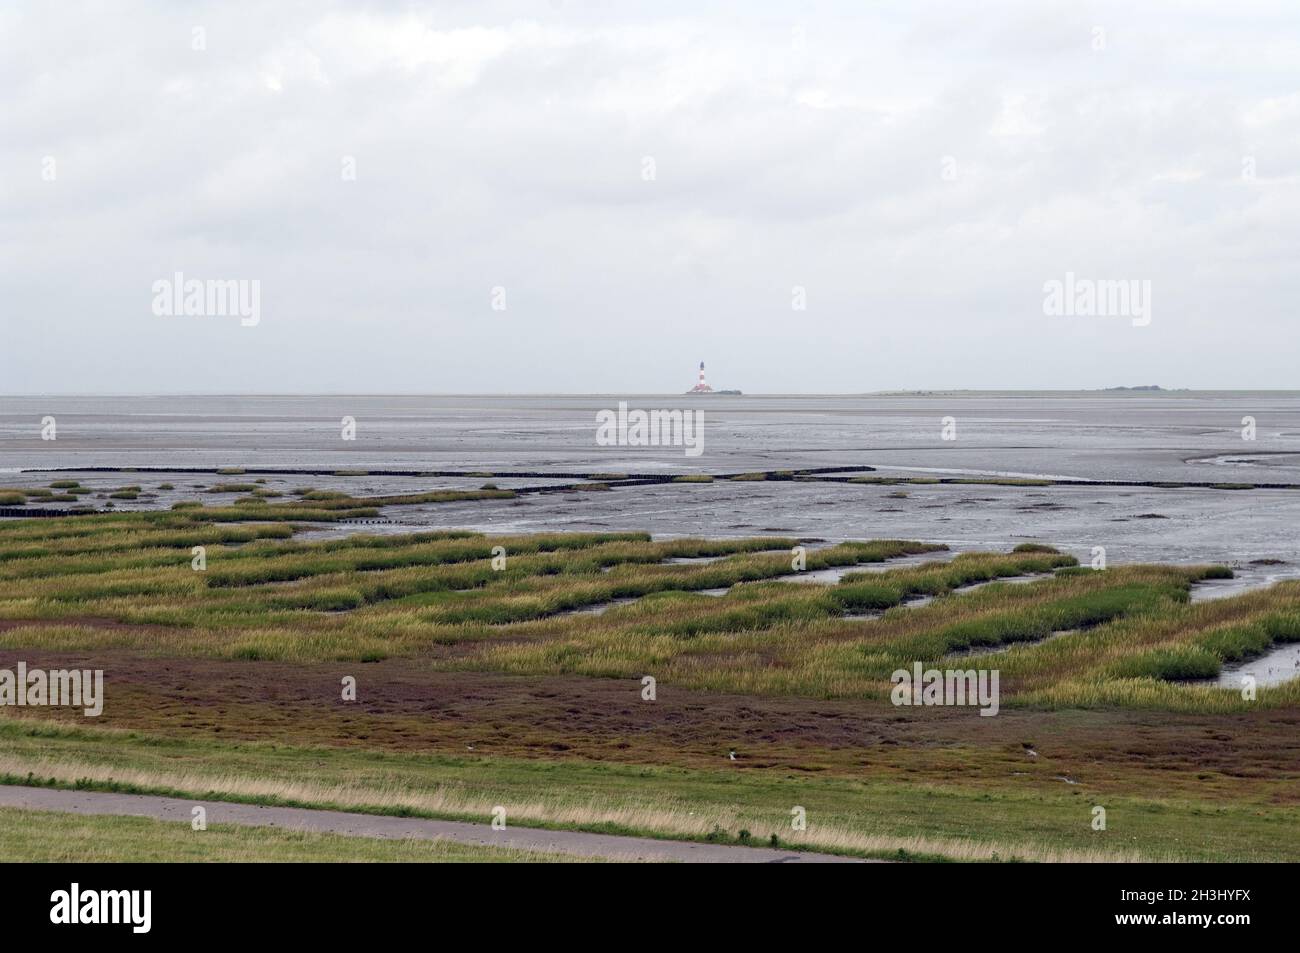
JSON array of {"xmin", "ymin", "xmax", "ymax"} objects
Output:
[{"xmin": 3, "ymin": 392, "xmax": 1300, "ymax": 480}]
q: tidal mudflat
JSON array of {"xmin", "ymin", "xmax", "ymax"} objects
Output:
[{"xmin": 7, "ymin": 392, "xmax": 1300, "ymax": 570}]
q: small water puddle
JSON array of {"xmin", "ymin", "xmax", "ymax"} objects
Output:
[
  {"xmin": 958, "ymin": 629, "xmax": 1079, "ymax": 658},
  {"xmin": 778, "ymin": 566, "xmax": 859, "ymax": 584},
  {"xmin": 777, "ymin": 552, "xmax": 957, "ymax": 586},
  {"xmin": 849, "ymin": 552, "xmax": 959, "ymax": 574},
  {"xmin": 1190, "ymin": 569, "xmax": 1300, "ymax": 603},
  {"xmin": 1215, "ymin": 643, "xmax": 1300, "ymax": 688},
  {"xmin": 956, "ymin": 574, "xmax": 1045, "ymax": 593},
  {"xmin": 564, "ymin": 597, "xmax": 637, "ymax": 617}
]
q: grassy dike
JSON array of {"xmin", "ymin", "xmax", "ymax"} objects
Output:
[{"xmin": 0, "ymin": 719, "xmax": 1294, "ymax": 863}]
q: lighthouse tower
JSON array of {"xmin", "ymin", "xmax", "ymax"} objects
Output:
[{"xmin": 688, "ymin": 361, "xmax": 714, "ymax": 394}]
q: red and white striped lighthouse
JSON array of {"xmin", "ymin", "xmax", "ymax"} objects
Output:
[{"xmin": 688, "ymin": 361, "xmax": 714, "ymax": 393}]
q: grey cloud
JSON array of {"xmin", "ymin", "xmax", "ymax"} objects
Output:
[{"xmin": 1, "ymin": 1, "xmax": 1298, "ymax": 394}]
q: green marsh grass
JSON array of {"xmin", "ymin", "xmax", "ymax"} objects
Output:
[{"xmin": 0, "ymin": 507, "xmax": 1293, "ymax": 709}]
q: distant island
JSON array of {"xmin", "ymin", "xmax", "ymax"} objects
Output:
[{"xmin": 1100, "ymin": 385, "xmax": 1194, "ymax": 392}]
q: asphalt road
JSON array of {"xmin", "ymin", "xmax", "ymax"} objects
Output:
[{"xmin": 0, "ymin": 785, "xmax": 869, "ymax": 863}]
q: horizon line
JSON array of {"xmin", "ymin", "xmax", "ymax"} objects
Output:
[{"xmin": 3, "ymin": 388, "xmax": 1300, "ymax": 399}]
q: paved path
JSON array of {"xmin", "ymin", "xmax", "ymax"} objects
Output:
[{"xmin": 0, "ymin": 785, "xmax": 868, "ymax": 863}]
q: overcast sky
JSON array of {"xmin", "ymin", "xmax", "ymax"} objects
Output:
[{"xmin": 3, "ymin": 1, "xmax": 1298, "ymax": 394}]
